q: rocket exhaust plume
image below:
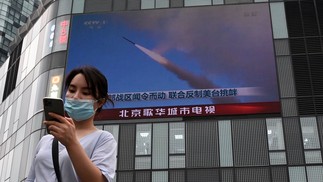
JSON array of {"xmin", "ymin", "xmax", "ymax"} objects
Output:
[{"xmin": 123, "ymin": 37, "xmax": 240, "ymax": 103}]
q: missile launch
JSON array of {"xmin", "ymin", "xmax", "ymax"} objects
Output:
[
  {"xmin": 123, "ymin": 37, "xmax": 168, "ymax": 65},
  {"xmin": 123, "ymin": 37, "xmax": 240, "ymax": 103}
]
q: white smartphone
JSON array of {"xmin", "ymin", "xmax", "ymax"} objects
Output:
[{"xmin": 43, "ymin": 97, "xmax": 65, "ymax": 122}]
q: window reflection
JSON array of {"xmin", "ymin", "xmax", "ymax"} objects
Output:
[
  {"xmin": 136, "ymin": 124, "xmax": 151, "ymax": 155},
  {"xmin": 170, "ymin": 122, "xmax": 185, "ymax": 154},
  {"xmin": 266, "ymin": 118, "xmax": 285, "ymax": 150},
  {"xmin": 300, "ymin": 117, "xmax": 320, "ymax": 149}
]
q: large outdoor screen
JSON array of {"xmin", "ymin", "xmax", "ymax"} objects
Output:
[{"xmin": 66, "ymin": 3, "xmax": 280, "ymax": 120}]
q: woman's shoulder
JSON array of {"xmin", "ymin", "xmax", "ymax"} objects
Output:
[
  {"xmin": 97, "ymin": 130, "xmax": 115, "ymax": 141},
  {"xmin": 92, "ymin": 130, "xmax": 116, "ymax": 147},
  {"xmin": 39, "ymin": 134, "xmax": 54, "ymax": 143},
  {"xmin": 34, "ymin": 134, "xmax": 54, "ymax": 150},
  {"xmin": 40, "ymin": 134, "xmax": 54, "ymax": 142}
]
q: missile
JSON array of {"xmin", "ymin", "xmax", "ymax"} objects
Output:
[{"xmin": 123, "ymin": 37, "xmax": 135, "ymax": 45}]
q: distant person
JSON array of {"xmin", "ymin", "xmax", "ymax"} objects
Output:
[{"xmin": 26, "ymin": 66, "xmax": 117, "ymax": 182}]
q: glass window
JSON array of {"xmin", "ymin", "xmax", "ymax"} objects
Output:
[
  {"xmin": 213, "ymin": 0, "xmax": 224, "ymax": 5},
  {"xmin": 300, "ymin": 117, "xmax": 320, "ymax": 149},
  {"xmin": 226, "ymin": 0, "xmax": 252, "ymax": 3},
  {"xmin": 289, "ymin": 167, "xmax": 306, "ymax": 182},
  {"xmin": 141, "ymin": 0, "xmax": 154, "ymax": 9},
  {"xmin": 169, "ymin": 155, "xmax": 185, "ymax": 168},
  {"xmin": 156, "ymin": 0, "xmax": 169, "ymax": 8},
  {"xmin": 72, "ymin": 0, "xmax": 84, "ymax": 13},
  {"xmin": 152, "ymin": 171, "xmax": 168, "ymax": 182},
  {"xmin": 152, "ymin": 123, "xmax": 168, "ymax": 169},
  {"xmin": 219, "ymin": 120, "xmax": 233, "ymax": 167},
  {"xmin": 269, "ymin": 152, "xmax": 287, "ymax": 165},
  {"xmin": 169, "ymin": 122, "xmax": 185, "ymax": 154},
  {"xmin": 307, "ymin": 166, "xmax": 323, "ymax": 182},
  {"xmin": 57, "ymin": 0, "xmax": 72, "ymax": 16},
  {"xmin": 135, "ymin": 156, "xmax": 151, "ymax": 169},
  {"xmin": 136, "ymin": 124, "xmax": 151, "ymax": 155},
  {"xmin": 270, "ymin": 2, "xmax": 288, "ymax": 39},
  {"xmin": 266, "ymin": 118, "xmax": 285, "ymax": 150},
  {"xmin": 185, "ymin": 0, "xmax": 211, "ymax": 6},
  {"xmin": 305, "ymin": 150, "xmax": 322, "ymax": 164}
]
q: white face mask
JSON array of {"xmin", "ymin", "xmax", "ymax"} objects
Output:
[{"xmin": 64, "ymin": 98, "xmax": 97, "ymax": 121}]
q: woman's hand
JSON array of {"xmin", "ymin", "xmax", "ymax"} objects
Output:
[
  {"xmin": 44, "ymin": 112, "xmax": 78, "ymax": 147},
  {"xmin": 44, "ymin": 113, "xmax": 107, "ymax": 182}
]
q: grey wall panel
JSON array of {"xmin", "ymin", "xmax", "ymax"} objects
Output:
[
  {"xmin": 221, "ymin": 168, "xmax": 234, "ymax": 182},
  {"xmin": 113, "ymin": 0, "xmax": 127, "ymax": 11},
  {"xmin": 281, "ymin": 98, "xmax": 298, "ymax": 117},
  {"xmin": 274, "ymin": 39, "xmax": 290, "ymax": 56},
  {"xmin": 46, "ymin": 1, "xmax": 59, "ymax": 24},
  {"xmin": 186, "ymin": 120, "xmax": 219, "ymax": 168},
  {"xmin": 187, "ymin": 169, "xmax": 219, "ymax": 182},
  {"xmin": 235, "ymin": 167, "xmax": 271, "ymax": 182},
  {"xmin": 118, "ymin": 124, "xmax": 136, "ymax": 170},
  {"xmin": 169, "ymin": 170, "xmax": 185, "ymax": 182},
  {"xmin": 283, "ymin": 117, "xmax": 305, "ymax": 165},
  {"xmin": 18, "ymin": 86, "xmax": 32, "ymax": 128},
  {"xmin": 117, "ymin": 171, "xmax": 134, "ymax": 182},
  {"xmin": 297, "ymin": 97, "xmax": 315, "ymax": 116},
  {"xmin": 276, "ymin": 56, "xmax": 296, "ymax": 98},
  {"xmin": 84, "ymin": 0, "xmax": 112, "ymax": 12},
  {"xmin": 49, "ymin": 51, "xmax": 67, "ymax": 69},
  {"xmin": 127, "ymin": 0, "xmax": 141, "ymax": 10},
  {"xmin": 19, "ymin": 134, "xmax": 30, "ymax": 181},
  {"xmin": 38, "ymin": 56, "xmax": 52, "ymax": 75},
  {"xmin": 271, "ymin": 166, "xmax": 288, "ymax": 181},
  {"xmin": 170, "ymin": 0, "xmax": 184, "ymax": 8},
  {"xmin": 135, "ymin": 171, "xmax": 151, "ymax": 182},
  {"xmin": 232, "ymin": 118, "xmax": 269, "ymax": 166}
]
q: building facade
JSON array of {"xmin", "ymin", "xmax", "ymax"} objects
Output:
[
  {"xmin": 0, "ymin": 0, "xmax": 323, "ymax": 182},
  {"xmin": 0, "ymin": 0, "xmax": 40, "ymax": 66}
]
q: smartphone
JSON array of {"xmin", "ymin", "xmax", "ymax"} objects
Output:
[{"xmin": 43, "ymin": 97, "xmax": 65, "ymax": 122}]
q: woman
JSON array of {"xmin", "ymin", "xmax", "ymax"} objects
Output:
[{"xmin": 26, "ymin": 66, "xmax": 117, "ymax": 182}]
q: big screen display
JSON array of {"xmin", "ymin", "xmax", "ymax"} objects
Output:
[{"xmin": 66, "ymin": 3, "xmax": 281, "ymax": 120}]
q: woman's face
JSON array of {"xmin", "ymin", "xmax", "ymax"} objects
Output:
[{"xmin": 65, "ymin": 73, "xmax": 95, "ymax": 100}]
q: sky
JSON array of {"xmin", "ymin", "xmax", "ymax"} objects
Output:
[{"xmin": 66, "ymin": 3, "xmax": 280, "ymax": 109}]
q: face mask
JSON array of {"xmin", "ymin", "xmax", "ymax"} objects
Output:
[{"xmin": 64, "ymin": 98, "xmax": 97, "ymax": 122}]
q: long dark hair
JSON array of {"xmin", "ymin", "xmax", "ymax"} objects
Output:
[{"xmin": 65, "ymin": 66, "xmax": 113, "ymax": 113}]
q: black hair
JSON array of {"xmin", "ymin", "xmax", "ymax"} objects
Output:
[{"xmin": 65, "ymin": 65, "xmax": 113, "ymax": 113}]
